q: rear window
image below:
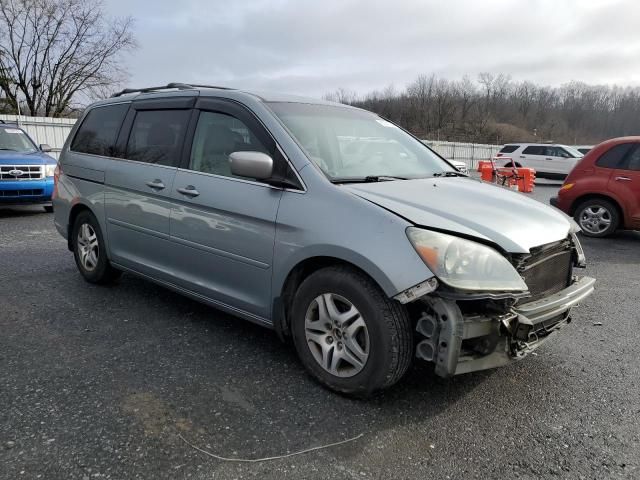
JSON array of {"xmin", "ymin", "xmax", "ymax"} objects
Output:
[
  {"xmin": 522, "ymin": 145, "xmax": 545, "ymax": 155},
  {"xmin": 623, "ymin": 146, "xmax": 640, "ymax": 171},
  {"xmin": 71, "ymin": 104, "xmax": 129, "ymax": 156},
  {"xmin": 596, "ymin": 143, "xmax": 635, "ymax": 169},
  {"xmin": 499, "ymin": 145, "xmax": 518, "ymax": 153},
  {"xmin": 125, "ymin": 109, "xmax": 191, "ymax": 167}
]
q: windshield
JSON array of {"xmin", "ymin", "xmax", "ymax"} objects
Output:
[
  {"xmin": 268, "ymin": 102, "xmax": 455, "ymax": 181},
  {"xmin": 563, "ymin": 145, "xmax": 584, "ymax": 158},
  {"xmin": 0, "ymin": 127, "xmax": 37, "ymax": 153}
]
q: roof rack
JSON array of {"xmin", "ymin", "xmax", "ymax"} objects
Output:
[{"xmin": 111, "ymin": 82, "xmax": 234, "ymax": 98}]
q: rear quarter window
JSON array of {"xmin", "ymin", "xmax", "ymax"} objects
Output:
[
  {"xmin": 595, "ymin": 143, "xmax": 635, "ymax": 169},
  {"xmin": 70, "ymin": 104, "xmax": 129, "ymax": 156},
  {"xmin": 499, "ymin": 145, "xmax": 518, "ymax": 153}
]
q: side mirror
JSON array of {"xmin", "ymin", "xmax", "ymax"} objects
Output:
[
  {"xmin": 229, "ymin": 151, "xmax": 273, "ymax": 180},
  {"xmin": 40, "ymin": 144, "xmax": 52, "ymax": 152}
]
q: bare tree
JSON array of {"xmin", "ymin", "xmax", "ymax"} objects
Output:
[
  {"xmin": 323, "ymin": 87, "xmax": 358, "ymax": 105},
  {"xmin": 0, "ymin": 0, "xmax": 135, "ymax": 117}
]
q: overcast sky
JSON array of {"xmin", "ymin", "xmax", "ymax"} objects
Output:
[{"xmin": 104, "ymin": 0, "xmax": 640, "ymax": 97}]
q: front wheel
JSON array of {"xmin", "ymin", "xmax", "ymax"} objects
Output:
[
  {"xmin": 72, "ymin": 210, "xmax": 121, "ymax": 283},
  {"xmin": 574, "ymin": 198, "xmax": 619, "ymax": 237},
  {"xmin": 290, "ymin": 266, "xmax": 413, "ymax": 397}
]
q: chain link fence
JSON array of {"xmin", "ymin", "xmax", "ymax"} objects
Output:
[{"xmin": 423, "ymin": 140, "xmax": 502, "ymax": 170}]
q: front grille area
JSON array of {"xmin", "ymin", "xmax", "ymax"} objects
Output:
[
  {"xmin": 0, "ymin": 165, "xmax": 43, "ymax": 180},
  {"xmin": 517, "ymin": 240, "xmax": 573, "ymax": 303},
  {"xmin": 0, "ymin": 189, "xmax": 44, "ymax": 197}
]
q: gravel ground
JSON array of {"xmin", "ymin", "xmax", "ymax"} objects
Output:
[{"xmin": 1, "ymin": 184, "xmax": 639, "ymax": 480}]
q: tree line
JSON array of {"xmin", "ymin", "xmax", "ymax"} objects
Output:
[
  {"xmin": 325, "ymin": 73, "xmax": 640, "ymax": 145},
  {"xmin": 0, "ymin": 0, "xmax": 135, "ymax": 117}
]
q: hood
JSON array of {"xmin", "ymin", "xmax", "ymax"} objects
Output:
[
  {"xmin": 343, "ymin": 177, "xmax": 571, "ymax": 253},
  {"xmin": 0, "ymin": 151, "xmax": 55, "ymax": 165}
]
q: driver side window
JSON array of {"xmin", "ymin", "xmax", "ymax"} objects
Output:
[{"xmin": 189, "ymin": 111, "xmax": 269, "ymax": 178}]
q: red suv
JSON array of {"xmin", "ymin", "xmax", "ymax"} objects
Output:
[{"xmin": 551, "ymin": 137, "xmax": 640, "ymax": 237}]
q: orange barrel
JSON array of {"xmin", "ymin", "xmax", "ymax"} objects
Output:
[
  {"xmin": 480, "ymin": 163, "xmax": 495, "ymax": 181},
  {"xmin": 477, "ymin": 160, "xmax": 493, "ymax": 172},
  {"xmin": 516, "ymin": 168, "xmax": 536, "ymax": 193}
]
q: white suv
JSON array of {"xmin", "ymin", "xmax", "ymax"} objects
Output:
[{"xmin": 496, "ymin": 143, "xmax": 583, "ymax": 178}]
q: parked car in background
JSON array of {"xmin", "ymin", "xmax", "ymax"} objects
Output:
[
  {"xmin": 52, "ymin": 83, "xmax": 594, "ymax": 396},
  {"xmin": 449, "ymin": 159, "xmax": 469, "ymax": 175},
  {"xmin": 496, "ymin": 143, "xmax": 583, "ymax": 178},
  {"xmin": 551, "ymin": 137, "xmax": 640, "ymax": 237},
  {"xmin": 0, "ymin": 122, "xmax": 56, "ymax": 212},
  {"xmin": 574, "ymin": 145, "xmax": 593, "ymax": 155}
]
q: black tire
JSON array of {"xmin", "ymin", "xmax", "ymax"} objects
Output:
[
  {"xmin": 290, "ymin": 266, "xmax": 413, "ymax": 397},
  {"xmin": 573, "ymin": 198, "xmax": 619, "ymax": 238},
  {"xmin": 44, "ymin": 205, "xmax": 53, "ymax": 213},
  {"xmin": 71, "ymin": 210, "xmax": 121, "ymax": 284},
  {"xmin": 504, "ymin": 161, "xmax": 522, "ymax": 168}
]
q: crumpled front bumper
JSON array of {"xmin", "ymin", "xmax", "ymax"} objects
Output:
[{"xmin": 415, "ymin": 276, "xmax": 596, "ymax": 377}]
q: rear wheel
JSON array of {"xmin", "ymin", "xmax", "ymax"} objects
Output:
[
  {"xmin": 504, "ymin": 161, "xmax": 522, "ymax": 168},
  {"xmin": 290, "ymin": 266, "xmax": 413, "ymax": 397},
  {"xmin": 574, "ymin": 198, "xmax": 619, "ymax": 237},
  {"xmin": 72, "ymin": 210, "xmax": 121, "ymax": 283}
]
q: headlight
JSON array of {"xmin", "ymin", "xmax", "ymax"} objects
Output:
[
  {"xmin": 406, "ymin": 227, "xmax": 527, "ymax": 291},
  {"xmin": 45, "ymin": 164, "xmax": 56, "ymax": 177}
]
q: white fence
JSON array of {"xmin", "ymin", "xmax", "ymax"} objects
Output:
[
  {"xmin": 0, "ymin": 113, "xmax": 504, "ymax": 167},
  {"xmin": 423, "ymin": 140, "xmax": 502, "ymax": 170},
  {"xmin": 0, "ymin": 114, "xmax": 76, "ymax": 159}
]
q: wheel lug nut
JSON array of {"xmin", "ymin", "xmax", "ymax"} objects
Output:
[{"xmin": 327, "ymin": 336, "xmax": 333, "ymax": 344}]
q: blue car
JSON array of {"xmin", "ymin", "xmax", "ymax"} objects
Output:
[{"xmin": 0, "ymin": 122, "xmax": 57, "ymax": 212}]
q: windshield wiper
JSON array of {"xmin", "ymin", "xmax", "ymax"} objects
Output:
[
  {"xmin": 331, "ymin": 175, "xmax": 408, "ymax": 183},
  {"xmin": 432, "ymin": 171, "xmax": 468, "ymax": 178}
]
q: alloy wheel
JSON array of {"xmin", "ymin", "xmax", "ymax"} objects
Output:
[
  {"xmin": 304, "ymin": 293, "xmax": 370, "ymax": 378},
  {"xmin": 579, "ymin": 205, "xmax": 612, "ymax": 235},
  {"xmin": 77, "ymin": 223, "xmax": 99, "ymax": 272}
]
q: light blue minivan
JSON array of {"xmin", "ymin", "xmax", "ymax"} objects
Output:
[{"xmin": 53, "ymin": 83, "xmax": 595, "ymax": 396}]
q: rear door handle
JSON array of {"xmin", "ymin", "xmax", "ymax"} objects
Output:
[
  {"xmin": 545, "ymin": 157, "xmax": 553, "ymax": 160},
  {"xmin": 615, "ymin": 176, "xmax": 632, "ymax": 181},
  {"xmin": 519, "ymin": 155, "xmax": 525, "ymax": 158},
  {"xmin": 177, "ymin": 185, "xmax": 200, "ymax": 197},
  {"xmin": 146, "ymin": 179, "xmax": 165, "ymax": 190}
]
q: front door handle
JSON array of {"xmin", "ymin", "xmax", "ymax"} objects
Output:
[
  {"xmin": 177, "ymin": 185, "xmax": 200, "ymax": 197},
  {"xmin": 146, "ymin": 179, "xmax": 165, "ymax": 190},
  {"xmin": 615, "ymin": 176, "xmax": 632, "ymax": 182},
  {"xmin": 545, "ymin": 157, "xmax": 553, "ymax": 160}
]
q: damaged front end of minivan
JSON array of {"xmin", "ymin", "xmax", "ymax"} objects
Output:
[{"xmin": 395, "ymin": 229, "xmax": 595, "ymax": 377}]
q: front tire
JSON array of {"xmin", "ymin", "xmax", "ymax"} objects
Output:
[
  {"xmin": 574, "ymin": 198, "xmax": 619, "ymax": 237},
  {"xmin": 71, "ymin": 210, "xmax": 121, "ymax": 284},
  {"xmin": 290, "ymin": 266, "xmax": 413, "ymax": 397}
]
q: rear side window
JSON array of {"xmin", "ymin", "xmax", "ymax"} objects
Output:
[
  {"xmin": 623, "ymin": 145, "xmax": 640, "ymax": 171},
  {"xmin": 596, "ymin": 143, "xmax": 635, "ymax": 169},
  {"xmin": 499, "ymin": 145, "xmax": 518, "ymax": 153},
  {"xmin": 523, "ymin": 145, "xmax": 545, "ymax": 155},
  {"xmin": 125, "ymin": 110, "xmax": 191, "ymax": 166},
  {"xmin": 71, "ymin": 104, "xmax": 129, "ymax": 156}
]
